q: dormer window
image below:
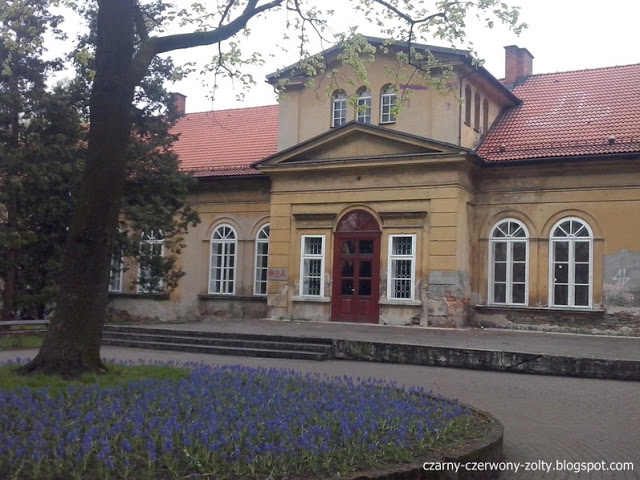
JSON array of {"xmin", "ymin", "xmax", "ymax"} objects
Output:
[
  {"xmin": 332, "ymin": 91, "xmax": 347, "ymax": 127},
  {"xmin": 380, "ymin": 85, "xmax": 396, "ymax": 124},
  {"xmin": 356, "ymin": 88, "xmax": 372, "ymax": 123},
  {"xmin": 464, "ymin": 85, "xmax": 472, "ymax": 125},
  {"xmin": 482, "ymin": 98, "xmax": 489, "ymax": 133}
]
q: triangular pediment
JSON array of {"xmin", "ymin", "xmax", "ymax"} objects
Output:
[{"xmin": 256, "ymin": 122, "xmax": 465, "ymax": 169}]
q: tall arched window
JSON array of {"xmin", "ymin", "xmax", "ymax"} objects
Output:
[
  {"xmin": 482, "ymin": 98, "xmax": 489, "ymax": 133},
  {"xmin": 254, "ymin": 224, "xmax": 269, "ymax": 296},
  {"xmin": 550, "ymin": 218, "xmax": 593, "ymax": 308},
  {"xmin": 474, "ymin": 92, "xmax": 481, "ymax": 130},
  {"xmin": 356, "ymin": 88, "xmax": 371, "ymax": 123},
  {"xmin": 210, "ymin": 225, "xmax": 237, "ymax": 295},
  {"xmin": 138, "ymin": 230, "xmax": 164, "ymax": 294},
  {"xmin": 489, "ymin": 220, "xmax": 528, "ymax": 305},
  {"xmin": 380, "ymin": 85, "xmax": 396, "ymax": 124},
  {"xmin": 464, "ymin": 85, "xmax": 472, "ymax": 124},
  {"xmin": 331, "ymin": 90, "xmax": 347, "ymax": 127}
]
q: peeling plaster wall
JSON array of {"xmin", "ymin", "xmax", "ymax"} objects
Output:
[{"xmin": 603, "ymin": 249, "xmax": 640, "ymax": 308}]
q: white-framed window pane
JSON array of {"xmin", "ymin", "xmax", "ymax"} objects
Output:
[
  {"xmin": 210, "ymin": 225, "xmax": 237, "ymax": 295},
  {"xmin": 489, "ymin": 220, "xmax": 528, "ymax": 305},
  {"xmin": 332, "ymin": 92, "xmax": 347, "ymax": 127},
  {"xmin": 300, "ymin": 235, "xmax": 324, "ymax": 297},
  {"xmin": 109, "ymin": 255, "xmax": 123, "ymax": 292},
  {"xmin": 138, "ymin": 230, "xmax": 164, "ymax": 294},
  {"xmin": 388, "ymin": 235, "xmax": 415, "ymax": 300},
  {"xmin": 357, "ymin": 90, "xmax": 371, "ymax": 123},
  {"xmin": 254, "ymin": 225, "xmax": 269, "ymax": 296},
  {"xmin": 550, "ymin": 218, "xmax": 593, "ymax": 308},
  {"xmin": 380, "ymin": 86, "xmax": 396, "ymax": 123}
]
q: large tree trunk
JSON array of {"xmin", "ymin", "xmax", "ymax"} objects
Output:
[{"xmin": 20, "ymin": 0, "xmax": 137, "ymax": 377}]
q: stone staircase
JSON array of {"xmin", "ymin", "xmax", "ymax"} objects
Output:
[{"xmin": 102, "ymin": 325, "xmax": 335, "ymax": 361}]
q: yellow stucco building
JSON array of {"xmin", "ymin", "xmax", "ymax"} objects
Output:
[{"xmin": 109, "ymin": 39, "xmax": 640, "ymax": 333}]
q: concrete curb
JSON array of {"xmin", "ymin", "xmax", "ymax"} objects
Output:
[
  {"xmin": 342, "ymin": 410, "xmax": 504, "ymax": 480},
  {"xmin": 334, "ymin": 340, "xmax": 640, "ymax": 381}
]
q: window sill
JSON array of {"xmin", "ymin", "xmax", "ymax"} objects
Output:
[
  {"xmin": 108, "ymin": 292, "xmax": 168, "ymax": 300},
  {"xmin": 292, "ymin": 296, "xmax": 330, "ymax": 303},
  {"xmin": 199, "ymin": 294, "xmax": 266, "ymax": 302},
  {"xmin": 378, "ymin": 121, "xmax": 396, "ymax": 126},
  {"xmin": 379, "ymin": 299, "xmax": 421, "ymax": 306},
  {"xmin": 475, "ymin": 304, "xmax": 605, "ymax": 318}
]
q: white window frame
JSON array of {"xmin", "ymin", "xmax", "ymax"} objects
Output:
[
  {"xmin": 387, "ymin": 234, "xmax": 416, "ymax": 301},
  {"xmin": 138, "ymin": 230, "xmax": 164, "ymax": 294},
  {"xmin": 549, "ymin": 218, "xmax": 593, "ymax": 308},
  {"xmin": 254, "ymin": 224, "xmax": 269, "ymax": 296},
  {"xmin": 332, "ymin": 91, "xmax": 347, "ymax": 127},
  {"xmin": 380, "ymin": 86, "xmax": 397, "ymax": 124},
  {"xmin": 299, "ymin": 235, "xmax": 325, "ymax": 297},
  {"xmin": 209, "ymin": 224, "xmax": 237, "ymax": 295},
  {"xmin": 109, "ymin": 254, "xmax": 123, "ymax": 293},
  {"xmin": 488, "ymin": 220, "xmax": 529, "ymax": 306},
  {"xmin": 356, "ymin": 89, "xmax": 372, "ymax": 123}
]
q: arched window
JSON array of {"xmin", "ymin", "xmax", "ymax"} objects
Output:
[
  {"xmin": 254, "ymin": 224, "xmax": 269, "ymax": 296},
  {"xmin": 210, "ymin": 225, "xmax": 237, "ymax": 295},
  {"xmin": 489, "ymin": 220, "xmax": 528, "ymax": 305},
  {"xmin": 109, "ymin": 229, "xmax": 124, "ymax": 293},
  {"xmin": 138, "ymin": 230, "xmax": 164, "ymax": 294},
  {"xmin": 482, "ymin": 98, "xmax": 489, "ymax": 133},
  {"xmin": 356, "ymin": 88, "xmax": 372, "ymax": 123},
  {"xmin": 380, "ymin": 85, "xmax": 396, "ymax": 124},
  {"xmin": 550, "ymin": 218, "xmax": 593, "ymax": 308},
  {"xmin": 474, "ymin": 92, "xmax": 481, "ymax": 130},
  {"xmin": 331, "ymin": 90, "xmax": 347, "ymax": 127},
  {"xmin": 464, "ymin": 85, "xmax": 472, "ymax": 124}
]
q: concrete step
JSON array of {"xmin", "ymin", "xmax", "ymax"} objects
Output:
[
  {"xmin": 101, "ymin": 338, "xmax": 331, "ymax": 361},
  {"xmin": 103, "ymin": 330, "xmax": 332, "ymax": 353},
  {"xmin": 102, "ymin": 325, "xmax": 334, "ymax": 361},
  {"xmin": 103, "ymin": 324, "xmax": 333, "ymax": 345}
]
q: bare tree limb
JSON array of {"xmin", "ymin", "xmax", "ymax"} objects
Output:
[{"xmin": 129, "ymin": 0, "xmax": 284, "ymax": 86}]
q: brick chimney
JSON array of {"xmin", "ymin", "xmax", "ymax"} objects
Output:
[
  {"xmin": 170, "ymin": 92, "xmax": 186, "ymax": 115},
  {"xmin": 504, "ymin": 45, "xmax": 534, "ymax": 87}
]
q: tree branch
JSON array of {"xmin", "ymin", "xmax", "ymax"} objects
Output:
[
  {"xmin": 129, "ymin": 0, "xmax": 283, "ymax": 86},
  {"xmin": 370, "ymin": 0, "xmax": 446, "ymax": 25}
]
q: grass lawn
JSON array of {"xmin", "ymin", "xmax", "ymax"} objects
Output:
[
  {"xmin": 0, "ymin": 333, "xmax": 44, "ymax": 350},
  {"xmin": 0, "ymin": 360, "xmax": 486, "ymax": 480}
]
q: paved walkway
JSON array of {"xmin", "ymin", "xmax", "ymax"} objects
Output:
[{"xmin": 133, "ymin": 318, "xmax": 640, "ymax": 362}]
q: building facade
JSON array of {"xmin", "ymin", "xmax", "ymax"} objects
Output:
[{"xmin": 108, "ymin": 39, "xmax": 640, "ymax": 333}]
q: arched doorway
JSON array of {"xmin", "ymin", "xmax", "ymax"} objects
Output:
[{"xmin": 331, "ymin": 210, "xmax": 381, "ymax": 323}]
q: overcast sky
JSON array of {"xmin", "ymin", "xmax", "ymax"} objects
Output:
[{"xmin": 51, "ymin": 1, "xmax": 640, "ymax": 113}]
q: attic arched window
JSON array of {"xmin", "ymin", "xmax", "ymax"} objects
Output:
[
  {"xmin": 464, "ymin": 85, "xmax": 472, "ymax": 124},
  {"xmin": 356, "ymin": 88, "xmax": 372, "ymax": 123},
  {"xmin": 482, "ymin": 98, "xmax": 489, "ymax": 133},
  {"xmin": 474, "ymin": 92, "xmax": 481, "ymax": 130},
  {"xmin": 380, "ymin": 85, "xmax": 396, "ymax": 124},
  {"xmin": 331, "ymin": 90, "xmax": 347, "ymax": 127}
]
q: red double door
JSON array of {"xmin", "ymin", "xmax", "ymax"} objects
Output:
[{"xmin": 331, "ymin": 231, "xmax": 381, "ymax": 323}]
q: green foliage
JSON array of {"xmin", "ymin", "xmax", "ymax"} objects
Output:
[
  {"xmin": 0, "ymin": 2, "xmax": 200, "ymax": 317},
  {"xmin": 0, "ymin": 334, "xmax": 45, "ymax": 350}
]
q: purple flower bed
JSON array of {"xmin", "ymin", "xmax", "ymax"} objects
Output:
[{"xmin": 0, "ymin": 361, "xmax": 472, "ymax": 479}]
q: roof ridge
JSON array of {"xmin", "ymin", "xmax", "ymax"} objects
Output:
[
  {"xmin": 182, "ymin": 104, "xmax": 278, "ymax": 116},
  {"xmin": 527, "ymin": 62, "xmax": 640, "ymax": 78}
]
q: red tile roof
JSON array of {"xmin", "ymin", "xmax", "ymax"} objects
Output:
[
  {"xmin": 477, "ymin": 64, "xmax": 640, "ymax": 162},
  {"xmin": 171, "ymin": 105, "xmax": 278, "ymax": 177}
]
